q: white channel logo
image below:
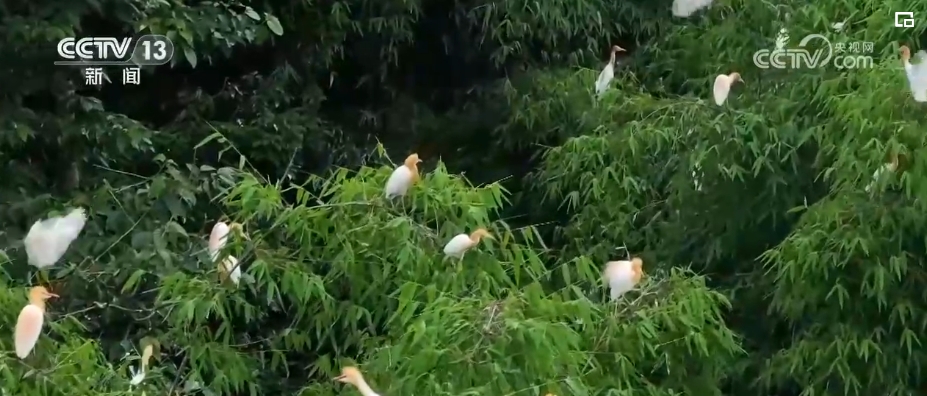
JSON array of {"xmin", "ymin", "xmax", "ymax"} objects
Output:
[
  {"xmin": 895, "ymin": 12, "xmax": 914, "ymax": 28},
  {"xmin": 752, "ymin": 34, "xmax": 874, "ymax": 69}
]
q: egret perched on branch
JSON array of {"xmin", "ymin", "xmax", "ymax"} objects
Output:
[
  {"xmin": 14, "ymin": 286, "xmax": 58, "ymax": 359},
  {"xmin": 604, "ymin": 257, "xmax": 644, "ymax": 300},
  {"xmin": 866, "ymin": 153, "xmax": 900, "ymax": 192},
  {"xmin": 595, "ymin": 45, "xmax": 626, "ymax": 97},
  {"xmin": 335, "ymin": 366, "xmax": 381, "ymax": 396},
  {"xmin": 443, "ymin": 228, "xmax": 492, "ymax": 258},
  {"xmin": 900, "ymin": 46, "xmax": 927, "ymax": 102},
  {"xmin": 713, "ymin": 72, "xmax": 743, "ymax": 106},
  {"xmin": 24, "ymin": 208, "xmax": 86, "ymax": 268},
  {"xmin": 209, "ymin": 221, "xmax": 248, "ymax": 285},
  {"xmin": 385, "ymin": 153, "xmax": 422, "ymax": 198},
  {"xmin": 672, "ymin": 0, "xmax": 713, "ymax": 17},
  {"xmin": 129, "ymin": 337, "xmax": 159, "ymax": 385}
]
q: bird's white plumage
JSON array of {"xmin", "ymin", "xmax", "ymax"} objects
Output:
[
  {"xmin": 713, "ymin": 75, "xmax": 734, "ymax": 105},
  {"xmin": 24, "ymin": 208, "xmax": 87, "ymax": 268},
  {"xmin": 210, "ymin": 222, "xmax": 241, "ymax": 285},
  {"xmin": 385, "ymin": 165, "xmax": 414, "ymax": 198},
  {"xmin": 604, "ymin": 260, "xmax": 636, "ymax": 301},
  {"xmin": 223, "ymin": 256, "xmax": 242, "ymax": 285},
  {"xmin": 775, "ymin": 28, "xmax": 789, "ymax": 50},
  {"xmin": 904, "ymin": 51, "xmax": 927, "ymax": 102},
  {"xmin": 129, "ymin": 366, "xmax": 146, "ymax": 385},
  {"xmin": 208, "ymin": 222, "xmax": 230, "ymax": 261},
  {"xmin": 15, "ymin": 304, "xmax": 45, "ymax": 358},
  {"xmin": 443, "ymin": 234, "xmax": 474, "ymax": 257},
  {"xmin": 595, "ymin": 63, "xmax": 615, "ymax": 96},
  {"xmin": 672, "ymin": 0, "xmax": 713, "ymax": 17},
  {"xmin": 692, "ymin": 166, "xmax": 703, "ymax": 191}
]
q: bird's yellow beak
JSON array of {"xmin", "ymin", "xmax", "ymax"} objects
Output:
[
  {"xmin": 46, "ymin": 292, "xmax": 59, "ymax": 298},
  {"xmin": 333, "ymin": 374, "xmax": 347, "ymax": 382}
]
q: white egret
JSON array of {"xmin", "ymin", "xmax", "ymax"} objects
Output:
[
  {"xmin": 603, "ymin": 257, "xmax": 644, "ymax": 301},
  {"xmin": 24, "ymin": 208, "xmax": 86, "ymax": 268},
  {"xmin": 692, "ymin": 166, "xmax": 703, "ymax": 191},
  {"xmin": 384, "ymin": 153, "xmax": 422, "ymax": 198},
  {"xmin": 713, "ymin": 72, "xmax": 743, "ymax": 106},
  {"xmin": 443, "ymin": 228, "xmax": 492, "ymax": 258},
  {"xmin": 14, "ymin": 286, "xmax": 58, "ymax": 358},
  {"xmin": 129, "ymin": 339, "xmax": 157, "ymax": 385},
  {"xmin": 775, "ymin": 28, "xmax": 789, "ymax": 50},
  {"xmin": 209, "ymin": 221, "xmax": 247, "ymax": 285},
  {"xmin": 335, "ymin": 366, "xmax": 381, "ymax": 396},
  {"xmin": 672, "ymin": 0, "xmax": 713, "ymax": 17},
  {"xmin": 866, "ymin": 153, "xmax": 899, "ymax": 192},
  {"xmin": 900, "ymin": 46, "xmax": 927, "ymax": 102},
  {"xmin": 594, "ymin": 45, "xmax": 626, "ymax": 97}
]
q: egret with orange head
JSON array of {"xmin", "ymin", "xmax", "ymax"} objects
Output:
[
  {"xmin": 604, "ymin": 256, "xmax": 644, "ymax": 300},
  {"xmin": 385, "ymin": 153, "xmax": 423, "ymax": 198},
  {"xmin": 129, "ymin": 337, "xmax": 160, "ymax": 385},
  {"xmin": 443, "ymin": 228, "xmax": 492, "ymax": 259},
  {"xmin": 866, "ymin": 152, "xmax": 901, "ymax": 193},
  {"xmin": 713, "ymin": 72, "xmax": 743, "ymax": 106},
  {"xmin": 334, "ymin": 366, "xmax": 381, "ymax": 396},
  {"xmin": 595, "ymin": 45, "xmax": 626, "ymax": 96},
  {"xmin": 14, "ymin": 286, "xmax": 58, "ymax": 358}
]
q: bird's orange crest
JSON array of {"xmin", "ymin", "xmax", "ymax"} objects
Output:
[{"xmin": 901, "ymin": 45, "xmax": 911, "ymax": 62}]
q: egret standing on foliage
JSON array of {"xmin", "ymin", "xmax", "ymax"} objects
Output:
[
  {"xmin": 595, "ymin": 45, "xmax": 626, "ymax": 97},
  {"xmin": 129, "ymin": 338, "xmax": 158, "ymax": 385},
  {"xmin": 866, "ymin": 153, "xmax": 900, "ymax": 192},
  {"xmin": 604, "ymin": 257, "xmax": 644, "ymax": 300},
  {"xmin": 14, "ymin": 286, "xmax": 58, "ymax": 358},
  {"xmin": 385, "ymin": 153, "xmax": 422, "ymax": 198},
  {"xmin": 444, "ymin": 228, "xmax": 492, "ymax": 258},
  {"xmin": 713, "ymin": 72, "xmax": 743, "ymax": 106},
  {"xmin": 335, "ymin": 366, "xmax": 381, "ymax": 396},
  {"xmin": 209, "ymin": 221, "xmax": 247, "ymax": 285},
  {"xmin": 24, "ymin": 208, "xmax": 86, "ymax": 268},
  {"xmin": 672, "ymin": 0, "xmax": 714, "ymax": 17},
  {"xmin": 900, "ymin": 45, "xmax": 927, "ymax": 102}
]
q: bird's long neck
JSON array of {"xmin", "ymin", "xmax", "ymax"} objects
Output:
[
  {"xmin": 608, "ymin": 50, "xmax": 617, "ymax": 65},
  {"xmin": 409, "ymin": 163, "xmax": 420, "ymax": 182},
  {"xmin": 141, "ymin": 346, "xmax": 153, "ymax": 371},
  {"xmin": 29, "ymin": 298, "xmax": 46, "ymax": 311},
  {"xmin": 354, "ymin": 378, "xmax": 379, "ymax": 396}
]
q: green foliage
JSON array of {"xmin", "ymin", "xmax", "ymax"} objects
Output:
[{"xmin": 4, "ymin": 0, "xmax": 926, "ymax": 394}]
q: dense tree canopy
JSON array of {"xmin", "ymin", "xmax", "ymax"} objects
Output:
[{"xmin": 2, "ymin": 0, "xmax": 927, "ymax": 395}]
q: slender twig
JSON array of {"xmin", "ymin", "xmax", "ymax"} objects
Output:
[{"xmin": 167, "ymin": 352, "xmax": 189, "ymax": 395}]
